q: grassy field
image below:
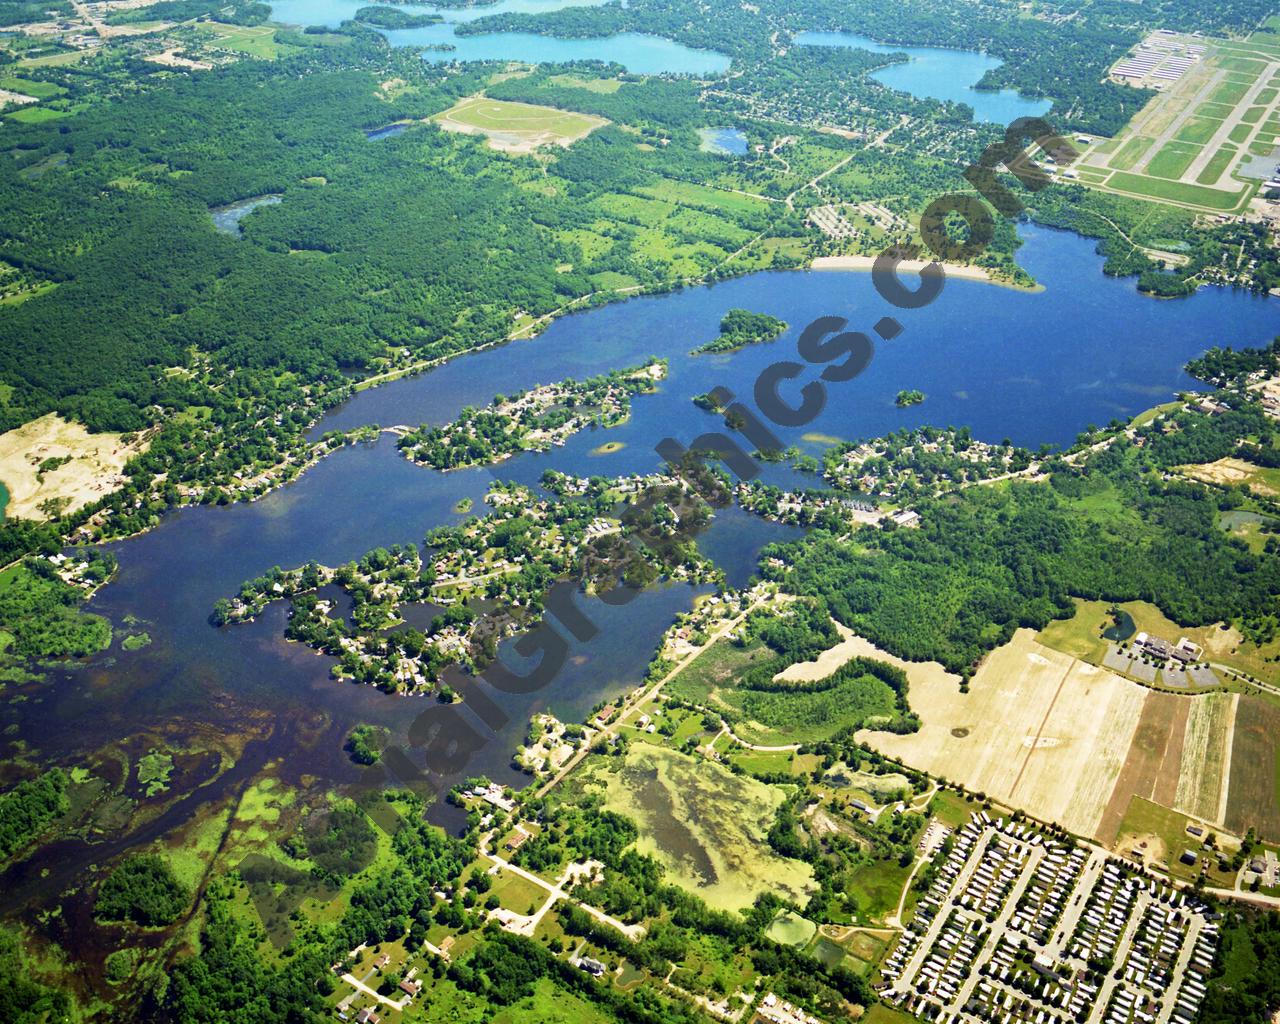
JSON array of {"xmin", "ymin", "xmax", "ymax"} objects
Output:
[
  {"xmin": 5, "ymin": 106, "xmax": 67, "ymax": 124},
  {"xmin": 1109, "ymin": 136, "xmax": 1155, "ymax": 170},
  {"xmin": 1146, "ymin": 141, "xmax": 1203, "ymax": 179},
  {"xmin": 1175, "ymin": 117, "xmax": 1224, "ymax": 145},
  {"xmin": 1226, "ymin": 695, "xmax": 1280, "ymax": 841},
  {"xmin": 846, "ymin": 858, "xmax": 914, "ymax": 924},
  {"xmin": 491, "ymin": 978, "xmax": 617, "ymax": 1024},
  {"xmin": 433, "ymin": 96, "xmax": 606, "ymax": 154},
  {"xmin": 1210, "ymin": 79, "xmax": 1251, "ymax": 106},
  {"xmin": 489, "ymin": 868, "xmax": 548, "ymax": 915},
  {"xmin": 582, "ymin": 743, "xmax": 815, "ymax": 911},
  {"xmin": 765, "ymin": 910, "xmax": 817, "ymax": 947},
  {"xmin": 199, "ymin": 23, "xmax": 293, "ymax": 59},
  {"xmin": 665, "ymin": 636, "xmax": 775, "ymax": 705},
  {"xmin": 0, "ymin": 76, "xmax": 64, "ymax": 99},
  {"xmin": 864, "ymin": 1003, "xmax": 920, "ymax": 1024},
  {"xmin": 1036, "ymin": 599, "xmax": 1112, "ymax": 663},
  {"xmin": 546, "ymin": 73, "xmax": 621, "ymax": 93},
  {"xmin": 1107, "ymin": 171, "xmax": 1251, "ymax": 210},
  {"xmin": 1197, "ymin": 145, "xmax": 1239, "ymax": 184},
  {"xmin": 1115, "ymin": 796, "xmax": 1205, "ymax": 879}
]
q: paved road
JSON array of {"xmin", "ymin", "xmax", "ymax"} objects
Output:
[{"xmin": 947, "ymin": 845, "xmax": 1045, "ymax": 1014}]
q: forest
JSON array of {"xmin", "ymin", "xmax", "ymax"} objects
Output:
[
  {"xmin": 775, "ymin": 431, "xmax": 1280, "ymax": 676},
  {"xmin": 95, "ymin": 854, "xmax": 190, "ymax": 927},
  {"xmin": 691, "ymin": 309, "xmax": 788, "ymax": 355},
  {"xmin": 0, "ymin": 768, "xmax": 67, "ymax": 862}
]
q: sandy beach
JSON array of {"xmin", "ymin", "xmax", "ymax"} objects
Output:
[{"xmin": 809, "ymin": 254, "xmax": 1018, "ymax": 288}]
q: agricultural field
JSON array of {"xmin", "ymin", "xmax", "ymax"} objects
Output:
[
  {"xmin": 863, "ymin": 629, "xmax": 1147, "ymax": 838},
  {"xmin": 432, "ymin": 96, "xmax": 608, "ymax": 154},
  {"xmin": 1173, "ymin": 692, "xmax": 1236, "ymax": 824},
  {"xmin": 1073, "ymin": 31, "xmax": 1278, "ymax": 210},
  {"xmin": 1225, "ymin": 695, "xmax": 1280, "ymax": 841},
  {"xmin": 578, "ymin": 742, "xmax": 816, "ymax": 912}
]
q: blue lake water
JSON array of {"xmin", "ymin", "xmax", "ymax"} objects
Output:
[
  {"xmin": 698, "ymin": 127, "xmax": 748, "ymax": 155},
  {"xmin": 795, "ymin": 30, "xmax": 1052, "ymax": 124},
  {"xmin": 266, "ymin": 0, "xmax": 731, "ymax": 74},
  {"xmin": 1, "ymin": 226, "xmax": 1276, "ymax": 873},
  {"xmin": 209, "ymin": 194, "xmax": 282, "ymax": 236},
  {"xmin": 365, "ymin": 123, "xmax": 409, "ymax": 140}
]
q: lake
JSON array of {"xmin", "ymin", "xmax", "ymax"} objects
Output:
[
  {"xmin": 209, "ymin": 194, "xmax": 282, "ymax": 236},
  {"xmin": 794, "ymin": 30, "xmax": 1052, "ymax": 124},
  {"xmin": 1, "ymin": 226, "xmax": 1276, "ymax": 908},
  {"xmin": 266, "ymin": 0, "xmax": 731, "ymax": 74},
  {"xmin": 698, "ymin": 127, "xmax": 748, "ymax": 155}
]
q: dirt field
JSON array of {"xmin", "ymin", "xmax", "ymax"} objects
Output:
[
  {"xmin": 432, "ymin": 96, "xmax": 607, "ymax": 155},
  {"xmin": 860, "ymin": 630, "xmax": 1147, "ymax": 838},
  {"xmin": 0, "ymin": 412, "xmax": 148, "ymax": 520},
  {"xmin": 1224, "ymin": 694, "xmax": 1280, "ymax": 841},
  {"xmin": 1095, "ymin": 692, "xmax": 1186, "ymax": 843}
]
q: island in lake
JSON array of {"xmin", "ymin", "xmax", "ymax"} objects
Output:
[
  {"xmin": 352, "ymin": 5, "xmax": 442, "ymax": 28},
  {"xmin": 691, "ymin": 308, "xmax": 788, "ymax": 354},
  {"xmin": 396, "ymin": 359, "xmax": 666, "ymax": 470},
  {"xmin": 895, "ymin": 389, "xmax": 925, "ymax": 408}
]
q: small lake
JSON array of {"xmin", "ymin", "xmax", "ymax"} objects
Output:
[
  {"xmin": 266, "ymin": 0, "xmax": 731, "ymax": 74},
  {"xmin": 698, "ymin": 127, "xmax": 748, "ymax": 155},
  {"xmin": 365, "ymin": 122, "xmax": 409, "ymax": 140},
  {"xmin": 794, "ymin": 30, "xmax": 1051, "ymax": 124},
  {"xmin": 209, "ymin": 194, "xmax": 282, "ymax": 237}
]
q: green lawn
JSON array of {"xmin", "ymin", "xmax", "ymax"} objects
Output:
[
  {"xmin": 1036, "ymin": 599, "xmax": 1111, "ymax": 663},
  {"xmin": 489, "ymin": 868, "xmax": 549, "ymax": 915},
  {"xmin": 1210, "ymin": 80, "xmax": 1250, "ymax": 106},
  {"xmin": 846, "ymin": 858, "xmax": 914, "ymax": 924}
]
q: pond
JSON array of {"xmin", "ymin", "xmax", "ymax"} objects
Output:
[
  {"xmin": 209, "ymin": 194, "xmax": 283, "ymax": 237},
  {"xmin": 1102, "ymin": 610, "xmax": 1136, "ymax": 643},
  {"xmin": 365, "ymin": 122, "xmax": 409, "ymax": 140},
  {"xmin": 1, "ymin": 225, "xmax": 1276, "ymax": 903},
  {"xmin": 267, "ymin": 0, "xmax": 731, "ymax": 74},
  {"xmin": 794, "ymin": 30, "xmax": 1052, "ymax": 124},
  {"xmin": 698, "ymin": 127, "xmax": 748, "ymax": 155}
]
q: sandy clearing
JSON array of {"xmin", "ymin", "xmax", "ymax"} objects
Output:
[
  {"xmin": 777, "ymin": 622, "xmax": 962, "ymax": 689},
  {"xmin": 1181, "ymin": 457, "xmax": 1279, "ymax": 495},
  {"xmin": 432, "ymin": 97, "xmax": 608, "ymax": 155},
  {"xmin": 0, "ymin": 412, "xmax": 149, "ymax": 520},
  {"xmin": 859, "ymin": 630, "xmax": 1146, "ymax": 839}
]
